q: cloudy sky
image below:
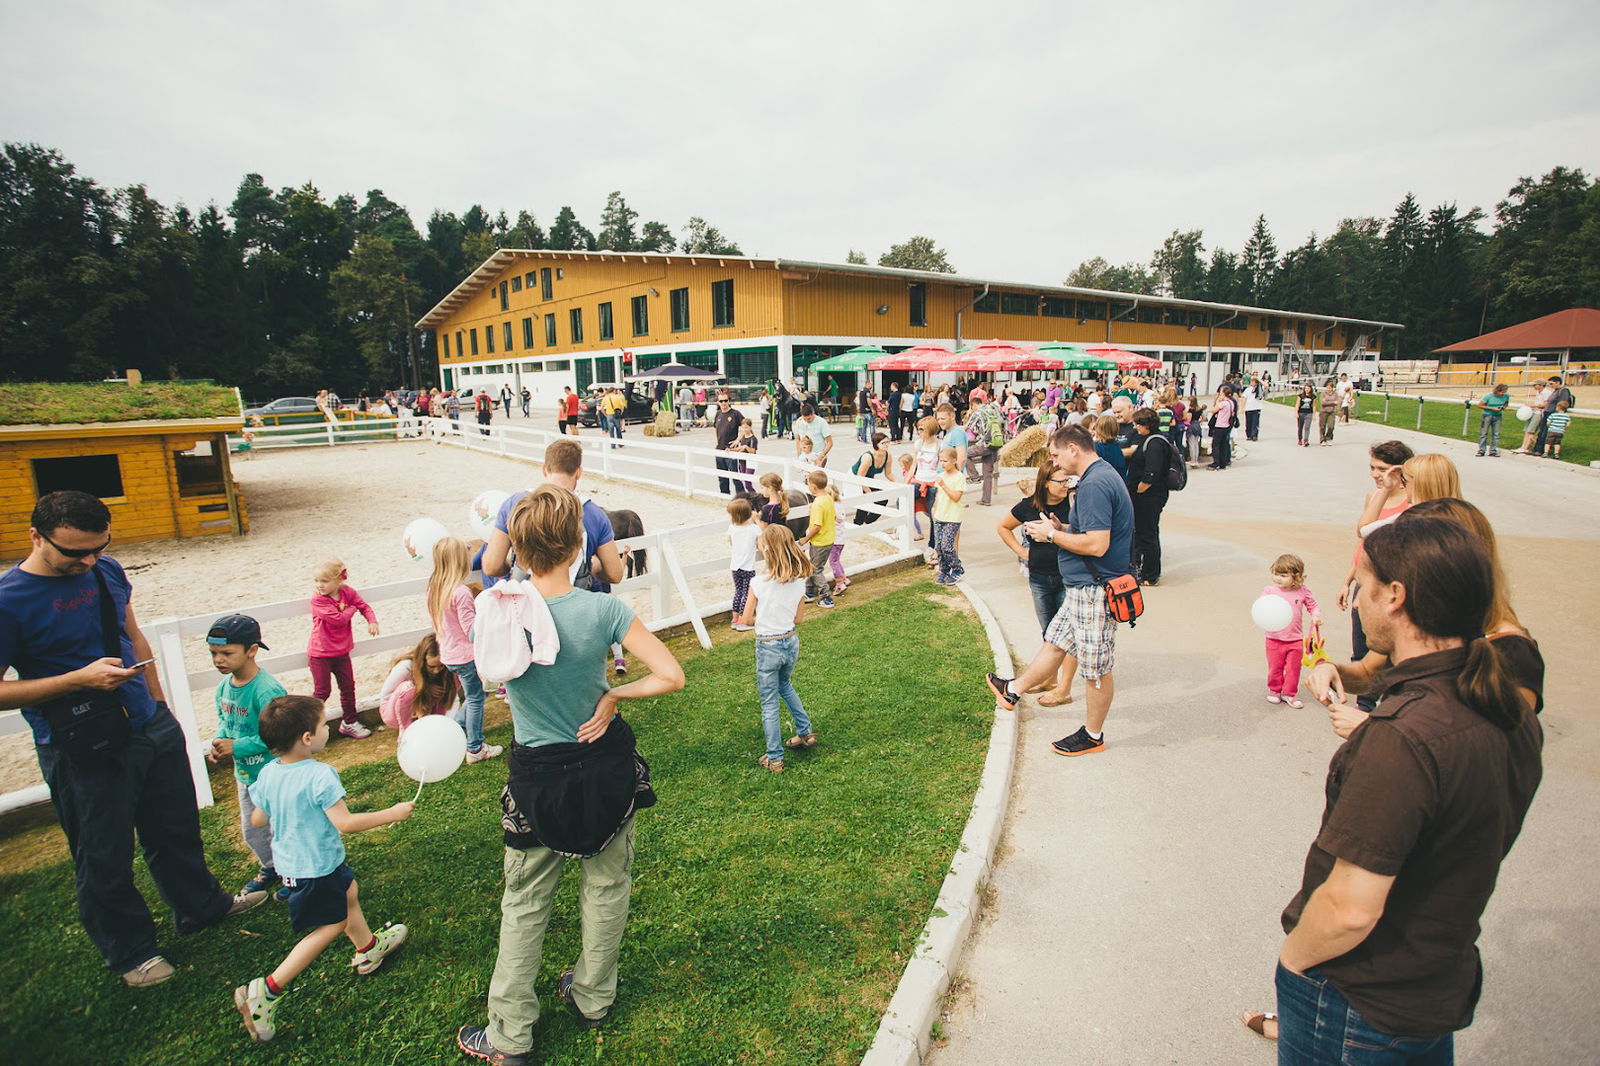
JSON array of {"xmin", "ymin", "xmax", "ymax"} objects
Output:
[{"xmin": 4, "ymin": 1, "xmax": 1598, "ymax": 282}]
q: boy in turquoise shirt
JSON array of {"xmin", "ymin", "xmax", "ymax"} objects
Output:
[{"xmin": 205, "ymin": 613, "xmax": 288, "ymax": 898}]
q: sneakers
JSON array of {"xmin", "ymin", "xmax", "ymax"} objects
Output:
[
  {"xmin": 1266, "ymin": 694, "xmax": 1282, "ymax": 705},
  {"xmin": 613, "ymin": 658, "xmax": 627, "ymax": 675},
  {"xmin": 338, "ymin": 720, "xmax": 373, "ymax": 740},
  {"xmin": 241, "ymin": 868, "xmax": 281, "ymax": 895},
  {"xmin": 465, "ymin": 743, "xmax": 504, "ymax": 764},
  {"xmin": 122, "ymin": 955, "xmax": 175, "ymax": 988},
  {"xmin": 731, "ymin": 622, "xmax": 754, "ymax": 632},
  {"xmin": 234, "ymin": 977, "xmax": 278, "ymax": 1041},
  {"xmin": 1284, "ymin": 697, "xmax": 1305, "ymax": 709},
  {"xmin": 985, "ymin": 672, "xmax": 1020, "ymax": 711},
  {"xmin": 225, "ymin": 888, "xmax": 270, "ymax": 918},
  {"xmin": 457, "ymin": 1025, "xmax": 527, "ymax": 1065},
  {"xmin": 1051, "ymin": 726, "xmax": 1106, "ymax": 757},
  {"xmin": 275, "ymin": 884, "xmax": 291, "ymax": 902},
  {"xmin": 818, "ymin": 596, "xmax": 836, "ymax": 608},
  {"xmin": 802, "ymin": 594, "xmax": 817, "ymax": 605},
  {"xmin": 351, "ymin": 922, "xmax": 408, "ymax": 974},
  {"xmin": 558, "ymin": 969, "xmax": 610, "ymax": 1030}
]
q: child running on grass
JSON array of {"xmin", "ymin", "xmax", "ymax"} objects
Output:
[
  {"xmin": 427, "ymin": 536, "xmax": 500, "ymax": 762},
  {"xmin": 1261, "ymin": 553, "xmax": 1322, "ymax": 708},
  {"xmin": 728, "ymin": 498, "xmax": 760, "ymax": 631},
  {"xmin": 206, "ymin": 613, "xmax": 288, "ymax": 900},
  {"xmin": 796, "ymin": 469, "xmax": 837, "ymax": 609},
  {"xmin": 308, "ymin": 558, "xmax": 379, "ymax": 739},
  {"xmin": 235, "ymin": 695, "xmax": 412, "ymax": 1043},
  {"xmin": 741, "ymin": 525, "xmax": 816, "ymax": 772},
  {"xmin": 931, "ymin": 446, "xmax": 968, "ymax": 584},
  {"xmin": 377, "ymin": 633, "xmax": 459, "ymax": 733}
]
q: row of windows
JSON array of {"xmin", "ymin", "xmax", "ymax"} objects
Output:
[
  {"xmin": 455, "ymin": 279, "xmax": 738, "ymax": 359},
  {"xmin": 498, "ymin": 268, "xmax": 558, "ymax": 311},
  {"xmin": 971, "ymin": 289, "xmax": 1256, "ymax": 330}
]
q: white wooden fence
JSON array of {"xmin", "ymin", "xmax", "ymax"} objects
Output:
[{"xmin": 0, "ymin": 418, "xmax": 916, "ymax": 814}]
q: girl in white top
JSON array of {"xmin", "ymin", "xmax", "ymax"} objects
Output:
[
  {"xmin": 727, "ymin": 498, "xmax": 762, "ymax": 631},
  {"xmin": 741, "ymin": 525, "xmax": 815, "ymax": 772}
]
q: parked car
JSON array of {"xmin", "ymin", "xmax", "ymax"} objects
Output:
[
  {"xmin": 578, "ymin": 383, "xmax": 658, "ymax": 427},
  {"xmin": 243, "ymin": 396, "xmax": 323, "ymax": 425}
]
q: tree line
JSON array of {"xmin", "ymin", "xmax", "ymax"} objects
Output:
[{"xmin": 0, "ymin": 144, "xmax": 743, "ymax": 396}]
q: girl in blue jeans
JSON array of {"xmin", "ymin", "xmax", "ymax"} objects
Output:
[
  {"xmin": 739, "ymin": 525, "xmax": 815, "ymax": 773},
  {"xmin": 427, "ymin": 537, "xmax": 500, "ymax": 763}
]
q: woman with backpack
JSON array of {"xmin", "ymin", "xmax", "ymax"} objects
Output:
[
  {"xmin": 962, "ymin": 390, "xmax": 1003, "ymax": 507},
  {"xmin": 1127, "ymin": 408, "xmax": 1176, "ymax": 586}
]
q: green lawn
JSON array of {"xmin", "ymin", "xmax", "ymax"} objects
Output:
[
  {"xmin": 0, "ymin": 583, "xmax": 992, "ymax": 1065},
  {"xmin": 1272, "ymin": 394, "xmax": 1597, "ymax": 466}
]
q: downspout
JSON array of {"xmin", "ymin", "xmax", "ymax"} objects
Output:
[
  {"xmin": 1208, "ymin": 311, "xmax": 1238, "ymax": 388},
  {"xmin": 1107, "ymin": 297, "xmax": 1138, "ymax": 343},
  {"xmin": 954, "ymin": 283, "xmax": 990, "ymax": 352}
]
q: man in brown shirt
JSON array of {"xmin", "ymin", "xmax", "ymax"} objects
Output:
[{"xmin": 1273, "ymin": 517, "xmax": 1543, "ymax": 1064}]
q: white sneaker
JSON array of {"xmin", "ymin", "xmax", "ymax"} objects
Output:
[
  {"xmin": 350, "ymin": 922, "xmax": 408, "ymax": 974},
  {"xmin": 234, "ymin": 977, "xmax": 277, "ymax": 1041},
  {"xmin": 123, "ymin": 955, "xmax": 175, "ymax": 988},
  {"xmin": 466, "ymin": 743, "xmax": 503, "ymax": 764},
  {"xmin": 337, "ymin": 720, "xmax": 372, "ymax": 740}
]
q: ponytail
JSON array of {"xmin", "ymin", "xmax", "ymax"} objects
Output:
[{"xmin": 1458, "ymin": 635, "xmax": 1525, "ymax": 732}]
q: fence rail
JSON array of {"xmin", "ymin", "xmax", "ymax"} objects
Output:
[{"xmin": 0, "ymin": 418, "xmax": 917, "ymax": 814}]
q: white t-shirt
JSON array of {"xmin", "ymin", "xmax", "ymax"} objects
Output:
[
  {"xmin": 752, "ymin": 576, "xmax": 806, "ymax": 637},
  {"xmin": 728, "ymin": 522, "xmax": 760, "ymax": 572},
  {"xmin": 1244, "ymin": 386, "xmax": 1263, "ymax": 412},
  {"xmin": 1337, "ymin": 380, "xmax": 1354, "ymax": 404}
]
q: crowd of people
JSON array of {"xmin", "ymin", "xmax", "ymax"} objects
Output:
[{"xmin": 0, "ymin": 368, "xmax": 1553, "ymax": 1063}]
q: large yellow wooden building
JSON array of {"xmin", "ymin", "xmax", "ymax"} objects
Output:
[{"xmin": 416, "ymin": 252, "xmax": 1400, "ymax": 399}]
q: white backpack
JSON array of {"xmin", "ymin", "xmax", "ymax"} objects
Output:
[{"xmin": 472, "ymin": 580, "xmax": 560, "ymax": 683}]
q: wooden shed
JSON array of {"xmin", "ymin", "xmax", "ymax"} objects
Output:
[{"xmin": 0, "ymin": 383, "xmax": 249, "ymax": 560}]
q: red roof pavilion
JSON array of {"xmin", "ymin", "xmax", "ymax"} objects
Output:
[{"xmin": 1435, "ymin": 308, "xmax": 1600, "ymax": 354}]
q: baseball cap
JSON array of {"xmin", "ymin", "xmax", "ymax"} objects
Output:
[{"xmin": 207, "ymin": 613, "xmax": 268, "ymax": 650}]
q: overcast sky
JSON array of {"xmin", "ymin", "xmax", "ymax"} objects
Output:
[{"xmin": 4, "ymin": 0, "xmax": 1598, "ymax": 283}]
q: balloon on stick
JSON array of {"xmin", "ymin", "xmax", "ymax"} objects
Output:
[
  {"xmin": 1251, "ymin": 594, "xmax": 1293, "ymax": 633},
  {"xmin": 396, "ymin": 716, "xmax": 468, "ymax": 802},
  {"xmin": 402, "ymin": 517, "xmax": 449, "ymax": 563},
  {"xmin": 468, "ymin": 490, "xmax": 510, "ymax": 535}
]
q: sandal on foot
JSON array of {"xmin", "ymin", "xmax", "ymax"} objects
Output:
[
  {"xmin": 757, "ymin": 755, "xmax": 784, "ymax": 773},
  {"xmin": 785, "ymin": 733, "xmax": 818, "ymax": 749},
  {"xmin": 1241, "ymin": 1010, "xmax": 1278, "ymax": 1040},
  {"xmin": 1036, "ymin": 692, "xmax": 1074, "ymax": 707}
]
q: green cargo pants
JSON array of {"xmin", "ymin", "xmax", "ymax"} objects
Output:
[{"xmin": 486, "ymin": 819, "xmax": 635, "ymax": 1053}]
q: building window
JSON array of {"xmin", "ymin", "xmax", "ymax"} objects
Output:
[
  {"xmin": 469, "ymin": 329, "xmax": 480, "ymax": 356},
  {"xmin": 173, "ymin": 441, "xmax": 228, "ymax": 497},
  {"xmin": 33, "ymin": 454, "xmax": 124, "ymax": 499},
  {"xmin": 522, "ymin": 317, "xmax": 535, "ymax": 348},
  {"xmin": 598, "ymin": 302, "xmax": 614, "ymax": 341},
  {"xmin": 569, "ymin": 307, "xmax": 584, "ymax": 344},
  {"xmin": 631, "ymin": 294, "xmax": 649, "ymax": 336},
  {"xmin": 593, "ymin": 356, "xmax": 617, "ymax": 383},
  {"xmin": 540, "ymin": 267, "xmax": 552, "ymax": 300},
  {"xmin": 522, "ymin": 361, "xmax": 537, "ymax": 372},
  {"xmin": 1076, "ymin": 300, "xmax": 1106, "ymax": 321},
  {"xmin": 1001, "ymin": 292, "xmax": 1038, "ymax": 316},
  {"xmin": 545, "ymin": 316, "xmax": 557, "ymax": 346},
  {"xmin": 525, "ymin": 271, "xmax": 536, "ymax": 289},
  {"xmin": 1041, "ymin": 296, "xmax": 1073, "ymax": 318},
  {"xmin": 973, "ymin": 289, "xmax": 999, "ymax": 314},
  {"xmin": 498, "ymin": 281, "xmax": 509, "ymax": 311},
  {"xmin": 909, "ymin": 282, "xmax": 927, "ymax": 327},
  {"xmin": 510, "ymin": 275, "xmax": 522, "ymax": 293},
  {"xmin": 545, "ymin": 359, "xmax": 571, "ymax": 372},
  {"xmin": 503, "ymin": 321, "xmax": 514, "ymax": 350},
  {"xmin": 485, "ymin": 324, "xmax": 496, "ymax": 353},
  {"xmin": 670, "ymin": 287, "xmax": 690, "ymax": 331},
  {"xmin": 1136, "ymin": 306, "xmax": 1163, "ymax": 324},
  {"xmin": 711, "ymin": 279, "xmax": 734, "ymax": 328}
]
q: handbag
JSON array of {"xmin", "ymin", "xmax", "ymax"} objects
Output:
[
  {"xmin": 1086, "ymin": 555, "xmax": 1145, "ymax": 627},
  {"xmin": 36, "ymin": 566, "xmax": 132, "ymax": 757}
]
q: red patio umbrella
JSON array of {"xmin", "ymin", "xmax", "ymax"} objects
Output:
[
  {"xmin": 867, "ymin": 344, "xmax": 956, "ymax": 370},
  {"xmin": 943, "ymin": 341, "xmax": 1064, "ymax": 372},
  {"xmin": 1086, "ymin": 346, "xmax": 1163, "ymax": 371}
]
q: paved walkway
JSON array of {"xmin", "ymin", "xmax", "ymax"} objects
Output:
[{"xmin": 588, "ymin": 409, "xmax": 1600, "ymax": 1065}]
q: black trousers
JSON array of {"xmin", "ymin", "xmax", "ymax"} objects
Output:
[
  {"xmin": 1245, "ymin": 409, "xmax": 1261, "ymax": 440},
  {"xmin": 716, "ymin": 455, "xmax": 740, "ymax": 495},
  {"xmin": 37, "ymin": 709, "xmax": 230, "ymax": 972},
  {"xmin": 1131, "ymin": 491, "xmax": 1166, "ymax": 582},
  {"xmin": 1211, "ymin": 428, "xmax": 1233, "ymax": 468}
]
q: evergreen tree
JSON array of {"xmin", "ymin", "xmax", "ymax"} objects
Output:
[
  {"xmin": 505, "ymin": 210, "xmax": 545, "ymax": 249},
  {"xmin": 331, "ymin": 235, "xmax": 423, "ymax": 385},
  {"xmin": 1149, "ymin": 229, "xmax": 1206, "ymax": 298},
  {"xmin": 596, "ymin": 191, "xmax": 639, "ymax": 251},
  {"xmin": 1064, "ymin": 256, "xmax": 1155, "ymax": 294},
  {"xmin": 680, "ymin": 216, "xmax": 742, "ymax": 255},
  {"xmin": 846, "ymin": 249, "xmax": 867, "ymax": 264},
  {"xmin": 878, "ymin": 235, "xmax": 952, "ymax": 272},
  {"xmin": 1484, "ymin": 166, "xmax": 1595, "ymax": 325},
  {"xmin": 1240, "ymin": 215, "xmax": 1278, "ymax": 304},
  {"xmin": 548, "ymin": 205, "xmax": 596, "ymax": 250},
  {"xmin": 638, "ymin": 220, "xmax": 676, "ymax": 252}
]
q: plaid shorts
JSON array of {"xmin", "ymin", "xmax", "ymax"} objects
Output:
[{"xmin": 1044, "ymin": 584, "xmax": 1117, "ymax": 678}]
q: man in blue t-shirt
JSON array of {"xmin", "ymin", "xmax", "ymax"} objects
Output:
[
  {"xmin": 0, "ymin": 492, "xmax": 265, "ymax": 987},
  {"xmin": 984, "ymin": 423, "xmax": 1134, "ymax": 758},
  {"xmin": 480, "ymin": 438, "xmax": 624, "ymax": 591}
]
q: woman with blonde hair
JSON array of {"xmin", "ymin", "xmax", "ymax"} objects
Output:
[
  {"xmin": 1403, "ymin": 453, "xmax": 1461, "ymax": 504},
  {"xmin": 428, "ymin": 536, "xmax": 497, "ymax": 762},
  {"xmin": 377, "ymin": 633, "xmax": 460, "ymax": 732}
]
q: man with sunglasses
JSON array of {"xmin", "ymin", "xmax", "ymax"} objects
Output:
[{"xmin": 0, "ymin": 491, "xmax": 265, "ymax": 988}]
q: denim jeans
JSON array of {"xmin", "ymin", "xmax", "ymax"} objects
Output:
[
  {"xmin": 1275, "ymin": 963, "xmax": 1453, "ymax": 1066},
  {"xmin": 1029, "ymin": 571, "xmax": 1065, "ymax": 638},
  {"xmin": 756, "ymin": 635, "xmax": 811, "ymax": 761},
  {"xmin": 1246, "ymin": 408, "xmax": 1262, "ymax": 440},
  {"xmin": 448, "ymin": 660, "xmax": 487, "ymax": 752},
  {"xmin": 1476, "ymin": 411, "xmax": 1502, "ymax": 454}
]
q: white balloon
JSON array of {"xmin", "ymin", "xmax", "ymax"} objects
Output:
[
  {"xmin": 1251, "ymin": 594, "xmax": 1294, "ymax": 633},
  {"xmin": 402, "ymin": 517, "xmax": 449, "ymax": 563},
  {"xmin": 468, "ymin": 490, "xmax": 511, "ymax": 534},
  {"xmin": 1515, "ymin": 405, "xmax": 1534, "ymax": 423},
  {"xmin": 396, "ymin": 715, "xmax": 468, "ymax": 784}
]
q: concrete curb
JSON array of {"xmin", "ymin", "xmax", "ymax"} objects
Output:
[{"xmin": 860, "ymin": 582, "xmax": 1018, "ymax": 1066}]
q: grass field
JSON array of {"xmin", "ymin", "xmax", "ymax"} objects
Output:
[
  {"xmin": 1272, "ymin": 394, "xmax": 1597, "ymax": 466},
  {"xmin": 0, "ymin": 582, "xmax": 993, "ymax": 1065}
]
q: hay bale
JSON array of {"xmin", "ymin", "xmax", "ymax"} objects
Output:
[
  {"xmin": 999, "ymin": 424, "xmax": 1048, "ymax": 469},
  {"xmin": 644, "ymin": 411, "xmax": 676, "ymax": 437}
]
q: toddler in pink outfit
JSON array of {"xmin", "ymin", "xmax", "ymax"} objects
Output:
[
  {"xmin": 1262, "ymin": 553, "xmax": 1321, "ymax": 708},
  {"xmin": 309, "ymin": 558, "xmax": 379, "ymax": 738}
]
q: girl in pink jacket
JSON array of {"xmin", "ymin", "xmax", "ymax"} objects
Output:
[
  {"xmin": 309, "ymin": 558, "xmax": 379, "ymax": 738},
  {"xmin": 1262, "ymin": 553, "xmax": 1321, "ymax": 708}
]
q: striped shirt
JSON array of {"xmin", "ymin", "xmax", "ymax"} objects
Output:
[{"xmin": 1544, "ymin": 411, "xmax": 1571, "ymax": 436}]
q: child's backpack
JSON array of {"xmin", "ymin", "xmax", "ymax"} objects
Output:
[
  {"xmin": 1157, "ymin": 407, "xmax": 1173, "ymax": 433},
  {"xmin": 986, "ymin": 406, "xmax": 1004, "ymax": 448}
]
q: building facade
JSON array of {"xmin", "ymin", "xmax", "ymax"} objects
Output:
[{"xmin": 417, "ymin": 252, "xmax": 1400, "ymax": 400}]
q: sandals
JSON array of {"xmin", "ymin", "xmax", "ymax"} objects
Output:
[
  {"xmin": 784, "ymin": 733, "xmax": 819, "ymax": 749},
  {"xmin": 1240, "ymin": 1010, "xmax": 1278, "ymax": 1040},
  {"xmin": 1036, "ymin": 692, "xmax": 1074, "ymax": 707}
]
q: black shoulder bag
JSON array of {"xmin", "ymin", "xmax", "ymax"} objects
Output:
[{"xmin": 37, "ymin": 566, "xmax": 133, "ymax": 757}]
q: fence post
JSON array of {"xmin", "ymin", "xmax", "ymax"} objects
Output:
[
  {"xmin": 325, "ymin": 419, "xmax": 336, "ymax": 447},
  {"xmin": 1416, "ymin": 397, "xmax": 1425, "ymax": 430},
  {"xmin": 657, "ymin": 538, "xmax": 711, "ymax": 649},
  {"xmin": 150, "ymin": 617, "xmax": 215, "ymax": 810},
  {"xmin": 683, "ymin": 449, "xmax": 695, "ymax": 498},
  {"xmin": 1384, "ymin": 393, "xmax": 1390, "ymax": 422},
  {"xmin": 1461, "ymin": 400, "xmax": 1471, "ymax": 437}
]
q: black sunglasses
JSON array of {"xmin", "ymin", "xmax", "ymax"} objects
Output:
[{"xmin": 40, "ymin": 530, "xmax": 113, "ymax": 559}]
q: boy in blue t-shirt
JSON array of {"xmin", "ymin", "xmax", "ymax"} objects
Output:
[
  {"xmin": 204, "ymin": 613, "xmax": 288, "ymax": 899},
  {"xmin": 235, "ymin": 695, "xmax": 413, "ymax": 1043}
]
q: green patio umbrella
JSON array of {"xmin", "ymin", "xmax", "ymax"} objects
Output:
[
  {"xmin": 808, "ymin": 345, "xmax": 889, "ymax": 373},
  {"xmin": 1036, "ymin": 343, "xmax": 1118, "ymax": 371}
]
